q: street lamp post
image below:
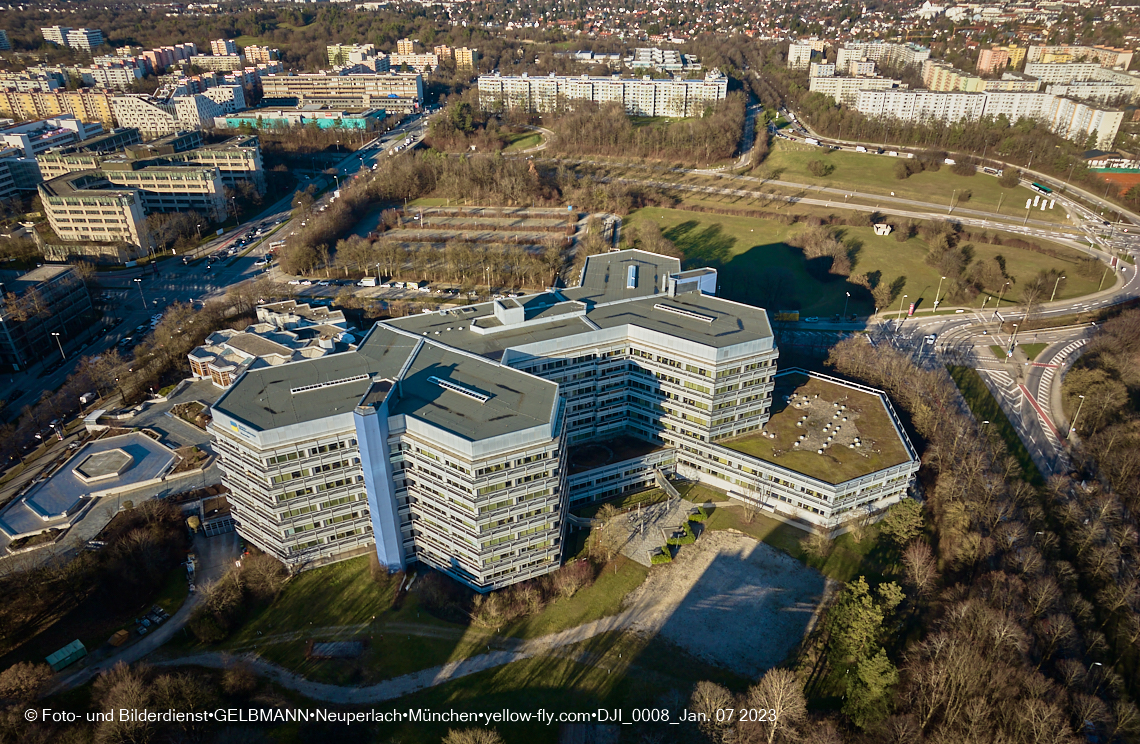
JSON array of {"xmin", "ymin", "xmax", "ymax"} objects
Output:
[
  {"xmin": 842, "ymin": 291, "xmax": 850, "ymax": 320},
  {"xmin": 949, "ymin": 189, "xmax": 957, "ymax": 213},
  {"xmin": 932, "ymin": 275, "xmax": 945, "ymax": 313},
  {"xmin": 1050, "ymin": 275, "xmax": 1066, "ymax": 302},
  {"xmin": 1007, "ymin": 323, "xmax": 1020, "ymax": 357},
  {"xmin": 132, "ymin": 277, "xmax": 146, "ymax": 308},
  {"xmin": 897, "ymin": 293, "xmax": 908, "ymax": 332},
  {"xmin": 1099, "ymin": 264, "xmax": 1112, "ymax": 292},
  {"xmin": 1069, "ymin": 394, "xmax": 1087, "ymax": 437},
  {"xmin": 51, "ymin": 332, "xmax": 65, "ymax": 360},
  {"xmin": 993, "ymin": 281, "xmax": 1011, "ymax": 318}
]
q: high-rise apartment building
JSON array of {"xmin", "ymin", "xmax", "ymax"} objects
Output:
[
  {"xmin": 808, "ymin": 75, "xmax": 904, "ymax": 106},
  {"xmin": 0, "ymin": 266, "xmax": 93, "ymax": 372},
  {"xmin": 835, "ymin": 42, "xmax": 930, "ymax": 70},
  {"xmin": 243, "ymin": 46, "xmax": 278, "ymax": 65},
  {"xmin": 66, "ymin": 28, "xmax": 104, "ymax": 51},
  {"xmin": 0, "ymin": 30, "xmax": 11, "ymax": 52},
  {"xmin": 478, "ymin": 70, "xmax": 728, "ymax": 117},
  {"xmin": 977, "ymin": 47, "xmax": 1011, "ymax": 74},
  {"xmin": 208, "ymin": 250, "xmax": 920, "ymax": 589},
  {"xmin": 787, "ymin": 43, "xmax": 819, "ymax": 70},
  {"xmin": 211, "ymin": 39, "xmax": 238, "ymax": 56},
  {"xmin": 456, "ymin": 47, "xmax": 479, "ymax": 71},
  {"xmin": 40, "ymin": 27, "xmax": 72, "ymax": 46},
  {"xmin": 396, "ymin": 38, "xmax": 421, "ymax": 55}
]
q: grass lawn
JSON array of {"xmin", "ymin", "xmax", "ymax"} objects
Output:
[
  {"xmin": 759, "ymin": 140, "xmax": 1070, "ymax": 224},
  {"xmin": 990, "ymin": 344, "xmax": 1008, "ymax": 359},
  {"xmin": 215, "ymin": 552, "xmax": 651, "ymax": 684},
  {"xmin": 625, "ymin": 206, "xmax": 1099, "ymax": 316},
  {"xmin": 504, "ymin": 557, "xmax": 648, "ymax": 639},
  {"xmin": 1020, "ymin": 343, "xmax": 1048, "ymax": 360},
  {"xmin": 702, "ymin": 503, "xmax": 892, "ymax": 584},
  {"xmin": 947, "ymin": 365, "xmax": 1043, "ymax": 484},
  {"xmin": 332, "ymin": 630, "xmax": 751, "ymax": 744},
  {"xmin": 503, "ymin": 131, "xmax": 541, "ymax": 152},
  {"xmin": 721, "ymin": 373, "xmax": 912, "ymax": 484}
]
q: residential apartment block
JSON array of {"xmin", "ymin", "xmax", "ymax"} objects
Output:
[
  {"xmin": 244, "ymin": 46, "xmax": 279, "ymax": 65},
  {"xmin": 38, "ymin": 132, "xmax": 264, "ymax": 191},
  {"xmin": 456, "ymin": 47, "xmax": 479, "ymax": 71},
  {"xmin": 109, "ymin": 86, "xmax": 246, "ymax": 137},
  {"xmin": 260, "ymin": 72, "xmax": 424, "ymax": 114},
  {"xmin": 327, "ymin": 43, "xmax": 379, "ymax": 67},
  {"xmin": 396, "ymin": 38, "xmax": 421, "ymax": 55},
  {"xmin": 478, "ymin": 70, "xmax": 728, "ymax": 117},
  {"xmin": 835, "ymin": 42, "xmax": 930, "ymax": 70},
  {"xmin": 211, "ymin": 39, "xmax": 238, "ymax": 56},
  {"xmin": 190, "ymin": 55, "xmax": 246, "ymax": 73},
  {"xmin": 390, "ymin": 53, "xmax": 439, "ymax": 73},
  {"xmin": 1027, "ymin": 45, "xmax": 1133, "ymax": 68},
  {"xmin": 208, "ymin": 250, "xmax": 920, "ymax": 590},
  {"xmin": 0, "ymin": 115, "xmax": 103, "ymax": 158},
  {"xmin": 66, "ymin": 29, "xmax": 104, "ymax": 51},
  {"xmin": 977, "ymin": 45, "xmax": 1026, "ymax": 74},
  {"xmin": 787, "ymin": 42, "xmax": 820, "ymax": 70},
  {"xmin": 854, "ymin": 88, "xmax": 1122, "ymax": 148},
  {"xmin": 0, "ymin": 30, "xmax": 10, "ymax": 52},
  {"xmin": 808, "ymin": 75, "xmax": 904, "ymax": 106},
  {"xmin": 0, "ymin": 89, "xmax": 116, "ymax": 127}
]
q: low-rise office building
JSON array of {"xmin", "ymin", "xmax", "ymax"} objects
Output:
[
  {"xmin": 478, "ymin": 69, "xmax": 728, "ymax": 117},
  {"xmin": 208, "ymin": 250, "xmax": 920, "ymax": 590},
  {"xmin": 190, "ymin": 301, "xmax": 356, "ymax": 387},
  {"xmin": 215, "ymin": 105, "xmax": 384, "ymax": 132}
]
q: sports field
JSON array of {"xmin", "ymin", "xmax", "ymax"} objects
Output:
[{"xmin": 626, "ymin": 207, "xmax": 1099, "ymax": 316}]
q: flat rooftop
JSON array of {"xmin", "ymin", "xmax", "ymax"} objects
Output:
[
  {"xmin": 561, "ymin": 249, "xmax": 681, "ymax": 305},
  {"xmin": 212, "ymin": 325, "xmax": 559, "ymax": 440},
  {"xmin": 0, "ymin": 433, "xmax": 176, "ymax": 538},
  {"xmin": 722, "ymin": 372, "xmax": 914, "ymax": 485}
]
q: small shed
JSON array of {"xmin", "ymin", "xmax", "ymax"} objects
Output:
[
  {"xmin": 873, "ymin": 223, "xmax": 893, "ymax": 236},
  {"xmin": 45, "ymin": 639, "xmax": 87, "ymax": 671}
]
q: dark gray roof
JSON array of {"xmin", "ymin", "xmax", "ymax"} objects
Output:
[
  {"xmin": 561, "ymin": 249, "xmax": 681, "ymax": 305},
  {"xmin": 589, "ymin": 293, "xmax": 773, "ymax": 349},
  {"xmin": 212, "ymin": 325, "xmax": 559, "ymax": 439},
  {"xmin": 389, "ymin": 342, "xmax": 559, "ymax": 441}
]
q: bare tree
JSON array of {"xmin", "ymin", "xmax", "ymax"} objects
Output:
[
  {"xmin": 901, "ymin": 541, "xmax": 938, "ymax": 598},
  {"xmin": 741, "ymin": 668, "xmax": 807, "ymax": 744},
  {"xmin": 690, "ymin": 680, "xmax": 735, "ymax": 743}
]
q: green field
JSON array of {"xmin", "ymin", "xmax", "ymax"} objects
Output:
[
  {"xmin": 760, "ymin": 140, "xmax": 1069, "ymax": 224},
  {"xmin": 503, "ymin": 131, "xmax": 542, "ymax": 152},
  {"xmin": 626, "ymin": 207, "xmax": 1099, "ymax": 316},
  {"xmin": 1020, "ymin": 343, "xmax": 1047, "ymax": 360}
]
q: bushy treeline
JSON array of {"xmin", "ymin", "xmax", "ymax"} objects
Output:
[
  {"xmin": 547, "ymin": 94, "xmax": 746, "ymax": 165},
  {"xmin": 1064, "ymin": 309, "xmax": 1140, "ymax": 512},
  {"xmin": 716, "ymin": 336, "xmax": 1140, "ymax": 744}
]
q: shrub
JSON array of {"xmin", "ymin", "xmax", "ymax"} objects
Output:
[
  {"xmin": 651, "ymin": 549, "xmax": 673, "ymax": 565},
  {"xmin": 688, "ymin": 506, "xmax": 710, "ymax": 523},
  {"xmin": 667, "ymin": 521, "xmax": 697, "ymax": 546},
  {"xmin": 999, "ymin": 168, "xmax": 1021, "ymax": 188},
  {"xmin": 807, "ymin": 159, "xmax": 834, "ymax": 177},
  {"xmin": 893, "ymin": 160, "xmax": 912, "ymax": 180},
  {"xmin": 950, "ymin": 161, "xmax": 976, "ymax": 177}
]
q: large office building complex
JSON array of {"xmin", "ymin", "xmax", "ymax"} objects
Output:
[
  {"xmin": 209, "ymin": 250, "xmax": 919, "ymax": 590},
  {"xmin": 260, "ymin": 72, "xmax": 422, "ymax": 114},
  {"xmin": 0, "ymin": 266, "xmax": 93, "ymax": 372},
  {"xmin": 477, "ymin": 69, "xmax": 728, "ymax": 117}
]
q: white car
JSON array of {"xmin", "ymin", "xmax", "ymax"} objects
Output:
[
  {"xmin": 300, "ymin": 280, "xmax": 313, "ymax": 286},
  {"xmin": 254, "ymin": 259, "xmax": 268, "ymax": 267},
  {"xmin": 288, "ymin": 279, "xmax": 301, "ymax": 285}
]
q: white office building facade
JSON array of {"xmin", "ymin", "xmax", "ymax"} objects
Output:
[{"xmin": 209, "ymin": 251, "xmax": 920, "ymax": 590}]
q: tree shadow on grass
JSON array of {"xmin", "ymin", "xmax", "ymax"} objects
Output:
[{"xmin": 663, "ymin": 221, "xmax": 736, "ymax": 266}]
